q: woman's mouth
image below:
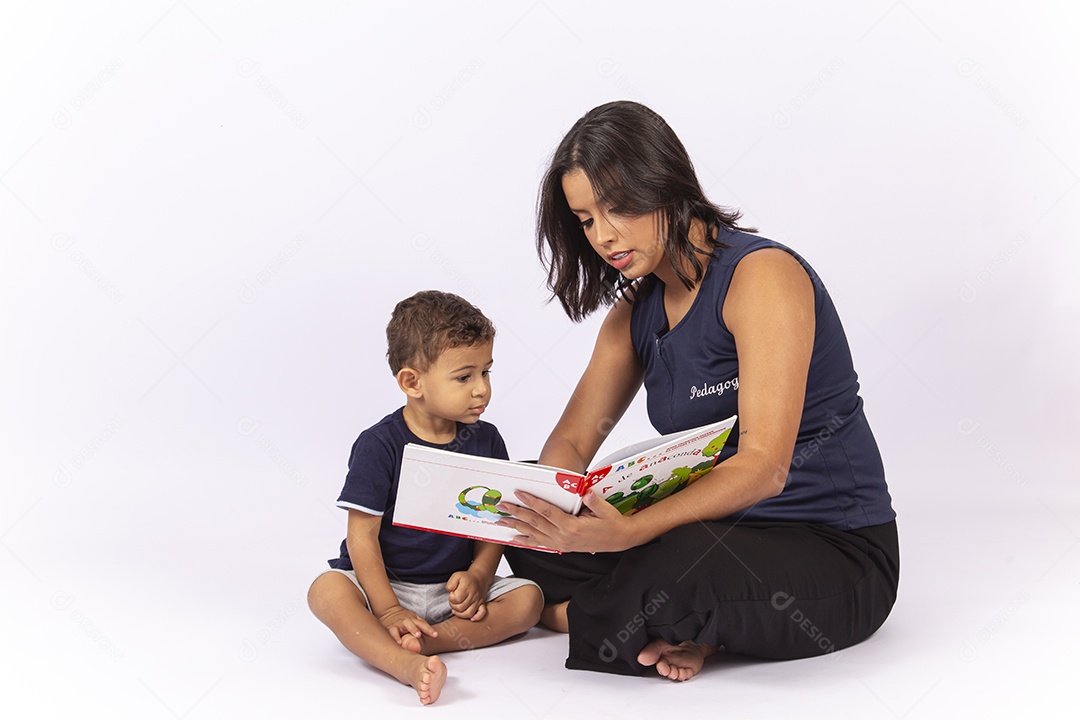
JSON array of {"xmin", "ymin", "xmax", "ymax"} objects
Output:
[{"xmin": 609, "ymin": 250, "xmax": 634, "ymax": 271}]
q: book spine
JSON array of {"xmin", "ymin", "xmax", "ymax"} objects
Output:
[
  {"xmin": 556, "ymin": 472, "xmax": 586, "ymax": 495},
  {"xmin": 581, "ymin": 466, "xmax": 612, "ymax": 494}
]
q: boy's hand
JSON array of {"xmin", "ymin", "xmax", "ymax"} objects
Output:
[
  {"xmin": 446, "ymin": 570, "xmax": 491, "ymax": 621},
  {"xmin": 377, "ymin": 605, "xmax": 438, "ymax": 645}
]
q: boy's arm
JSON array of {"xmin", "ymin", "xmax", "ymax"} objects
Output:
[
  {"xmin": 446, "ymin": 541, "xmax": 502, "ymax": 621},
  {"xmin": 345, "ymin": 509, "xmax": 437, "ymax": 641}
]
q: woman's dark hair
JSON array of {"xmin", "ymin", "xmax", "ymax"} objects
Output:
[{"xmin": 537, "ymin": 100, "xmax": 753, "ymax": 321}]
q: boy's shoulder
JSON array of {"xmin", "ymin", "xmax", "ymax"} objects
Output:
[
  {"xmin": 348, "ymin": 408, "xmax": 408, "ymax": 460},
  {"xmin": 357, "ymin": 407, "xmax": 407, "ymax": 441}
]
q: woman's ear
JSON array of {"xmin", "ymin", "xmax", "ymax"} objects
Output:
[{"xmin": 397, "ymin": 367, "xmax": 423, "ymax": 398}]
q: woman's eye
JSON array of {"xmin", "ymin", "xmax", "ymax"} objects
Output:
[{"xmin": 579, "ymin": 218, "xmax": 593, "ymax": 230}]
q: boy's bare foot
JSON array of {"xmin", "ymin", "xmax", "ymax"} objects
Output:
[
  {"xmin": 402, "ymin": 654, "xmax": 446, "ymax": 705},
  {"xmin": 637, "ymin": 639, "xmax": 715, "ymax": 681},
  {"xmin": 539, "ymin": 601, "xmax": 569, "ymax": 633}
]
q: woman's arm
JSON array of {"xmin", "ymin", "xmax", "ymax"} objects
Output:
[
  {"xmin": 626, "ymin": 248, "xmax": 815, "ymax": 539},
  {"xmin": 536, "ymin": 294, "xmax": 645, "ymax": 473},
  {"xmin": 501, "ymin": 249, "xmax": 815, "ymax": 551}
]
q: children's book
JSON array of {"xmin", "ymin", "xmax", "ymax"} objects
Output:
[{"xmin": 393, "ymin": 415, "xmax": 736, "ymax": 552}]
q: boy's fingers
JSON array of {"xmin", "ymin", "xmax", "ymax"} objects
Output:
[{"xmin": 471, "ymin": 603, "xmax": 488, "ymax": 622}]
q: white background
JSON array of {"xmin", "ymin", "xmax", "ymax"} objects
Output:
[{"xmin": 2, "ymin": 1, "xmax": 1078, "ymax": 718}]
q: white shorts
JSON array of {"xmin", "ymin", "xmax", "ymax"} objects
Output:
[{"xmin": 320, "ymin": 568, "xmax": 541, "ymax": 625}]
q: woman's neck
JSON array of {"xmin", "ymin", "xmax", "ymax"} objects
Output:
[
  {"xmin": 654, "ymin": 218, "xmax": 713, "ymax": 290},
  {"xmin": 655, "ymin": 218, "xmax": 714, "ymax": 329}
]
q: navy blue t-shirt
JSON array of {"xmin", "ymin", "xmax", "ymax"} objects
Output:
[
  {"xmin": 629, "ymin": 229, "xmax": 895, "ymax": 530},
  {"xmin": 328, "ymin": 408, "xmax": 509, "ymax": 583}
]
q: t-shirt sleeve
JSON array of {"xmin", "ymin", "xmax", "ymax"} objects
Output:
[
  {"xmin": 336, "ymin": 432, "xmax": 395, "ymax": 516},
  {"xmin": 488, "ymin": 427, "xmax": 510, "ymax": 461}
]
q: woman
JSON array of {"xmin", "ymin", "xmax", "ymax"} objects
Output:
[{"xmin": 498, "ymin": 101, "xmax": 899, "ymax": 680}]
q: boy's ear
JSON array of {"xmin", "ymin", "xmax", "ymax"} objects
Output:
[{"xmin": 396, "ymin": 367, "xmax": 423, "ymax": 398}]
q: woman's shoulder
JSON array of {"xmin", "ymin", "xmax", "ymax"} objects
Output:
[
  {"xmin": 714, "ymin": 229, "xmax": 788, "ymax": 266},
  {"xmin": 724, "ymin": 246, "xmax": 816, "ymax": 329}
]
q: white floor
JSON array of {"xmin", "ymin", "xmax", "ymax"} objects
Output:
[
  {"xmin": 3, "ymin": 3, "xmax": 1078, "ymax": 717},
  {"xmin": 4, "ymin": 451, "xmax": 1077, "ymax": 720}
]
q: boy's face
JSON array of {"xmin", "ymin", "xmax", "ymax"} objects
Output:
[{"xmin": 415, "ymin": 341, "xmax": 494, "ymax": 424}]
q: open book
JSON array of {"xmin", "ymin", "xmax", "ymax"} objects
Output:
[{"xmin": 393, "ymin": 415, "xmax": 736, "ymax": 552}]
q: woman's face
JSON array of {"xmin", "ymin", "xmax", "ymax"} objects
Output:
[{"xmin": 561, "ymin": 169, "xmax": 665, "ymax": 281}]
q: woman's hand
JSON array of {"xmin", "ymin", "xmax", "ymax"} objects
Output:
[{"xmin": 496, "ymin": 490, "xmax": 643, "ymax": 553}]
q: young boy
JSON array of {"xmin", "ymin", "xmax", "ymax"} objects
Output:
[{"xmin": 308, "ymin": 291, "xmax": 543, "ymax": 706}]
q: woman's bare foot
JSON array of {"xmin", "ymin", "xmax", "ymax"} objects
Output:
[
  {"xmin": 637, "ymin": 639, "xmax": 715, "ymax": 681},
  {"xmin": 539, "ymin": 601, "xmax": 569, "ymax": 632},
  {"xmin": 402, "ymin": 654, "xmax": 446, "ymax": 705}
]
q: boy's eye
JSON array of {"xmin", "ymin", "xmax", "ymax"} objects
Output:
[
  {"xmin": 481, "ymin": 369, "xmax": 491, "ymax": 377},
  {"xmin": 456, "ymin": 375, "xmax": 470, "ymax": 383}
]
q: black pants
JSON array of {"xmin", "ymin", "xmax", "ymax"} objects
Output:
[{"xmin": 505, "ymin": 520, "xmax": 899, "ymax": 676}]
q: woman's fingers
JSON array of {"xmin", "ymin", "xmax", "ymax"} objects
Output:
[
  {"xmin": 497, "ymin": 490, "xmax": 631, "ymax": 552},
  {"xmin": 495, "ymin": 497, "xmax": 561, "ymax": 535}
]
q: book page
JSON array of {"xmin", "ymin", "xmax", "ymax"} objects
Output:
[
  {"xmin": 394, "ymin": 445, "xmax": 584, "ymax": 551},
  {"xmin": 586, "ymin": 415, "xmax": 737, "ymax": 515}
]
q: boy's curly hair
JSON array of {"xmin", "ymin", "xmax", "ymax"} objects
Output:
[{"xmin": 386, "ymin": 290, "xmax": 496, "ymax": 374}]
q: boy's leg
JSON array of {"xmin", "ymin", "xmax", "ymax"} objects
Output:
[
  {"xmin": 416, "ymin": 578, "xmax": 544, "ymax": 654},
  {"xmin": 307, "ymin": 571, "xmax": 447, "ymax": 705}
]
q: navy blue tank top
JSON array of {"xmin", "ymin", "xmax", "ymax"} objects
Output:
[{"xmin": 629, "ymin": 229, "xmax": 895, "ymax": 530}]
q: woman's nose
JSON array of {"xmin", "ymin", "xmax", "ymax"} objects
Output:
[{"xmin": 594, "ymin": 215, "xmax": 617, "ymax": 245}]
